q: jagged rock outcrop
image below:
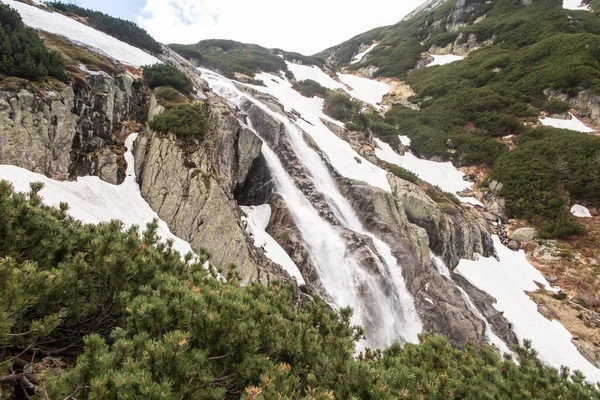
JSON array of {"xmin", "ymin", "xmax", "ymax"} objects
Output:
[
  {"xmin": 0, "ymin": 86, "xmax": 77, "ymax": 178},
  {"xmin": 0, "ymin": 71, "xmax": 148, "ymax": 183},
  {"xmin": 387, "ymin": 175, "xmax": 494, "ymax": 268},
  {"xmin": 545, "ymin": 88, "xmax": 600, "ymax": 125},
  {"xmin": 134, "ymin": 94, "xmax": 287, "ymax": 284}
]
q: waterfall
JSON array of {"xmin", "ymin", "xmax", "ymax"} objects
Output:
[{"xmin": 201, "ymin": 69, "xmax": 422, "ymax": 349}]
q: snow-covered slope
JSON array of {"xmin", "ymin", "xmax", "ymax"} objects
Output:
[
  {"xmin": 241, "ymin": 205, "xmax": 305, "ymax": 284},
  {"xmin": 374, "ymin": 138, "xmax": 482, "ymax": 206},
  {"xmin": 250, "ymin": 72, "xmax": 392, "ymax": 192},
  {"xmin": 539, "ymin": 113, "xmax": 595, "ymax": 132},
  {"xmin": 0, "ymin": 133, "xmax": 194, "ymax": 257},
  {"xmin": 337, "ymin": 73, "xmax": 390, "ymax": 107},
  {"xmin": 285, "ymin": 62, "xmax": 389, "ymax": 107},
  {"xmin": 2, "ymin": 0, "xmax": 159, "ymax": 67},
  {"xmin": 456, "ymin": 236, "xmax": 600, "ymax": 382}
]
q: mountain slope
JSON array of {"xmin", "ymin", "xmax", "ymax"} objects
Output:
[{"xmin": 2, "ymin": 0, "xmax": 600, "ymax": 396}]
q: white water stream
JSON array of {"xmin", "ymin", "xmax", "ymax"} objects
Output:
[{"xmin": 201, "ymin": 69, "xmax": 422, "ymax": 349}]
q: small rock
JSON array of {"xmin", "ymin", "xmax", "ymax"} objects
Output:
[
  {"xmin": 354, "ymin": 156, "xmax": 362, "ymax": 164},
  {"xmin": 510, "ymin": 227, "xmax": 537, "ymax": 242},
  {"xmin": 537, "ymin": 305, "xmax": 555, "ymax": 320},
  {"xmin": 545, "ymin": 276, "xmax": 558, "ymax": 284},
  {"xmin": 508, "ymin": 240, "xmax": 520, "ymax": 251},
  {"xmin": 484, "ymin": 212, "xmax": 498, "ymax": 221}
]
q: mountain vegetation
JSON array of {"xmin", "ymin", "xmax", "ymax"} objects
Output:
[
  {"xmin": 319, "ymin": 0, "xmax": 600, "ymax": 237},
  {"xmin": 1, "ymin": 180, "xmax": 599, "ymax": 398},
  {"xmin": 149, "ymin": 104, "xmax": 210, "ymax": 140},
  {"xmin": 170, "ymin": 40, "xmax": 287, "ymax": 78},
  {"xmin": 0, "ymin": 4, "xmax": 67, "ymax": 81},
  {"xmin": 47, "ymin": 1, "xmax": 162, "ymax": 54},
  {"xmin": 143, "ymin": 63, "xmax": 195, "ymax": 94}
]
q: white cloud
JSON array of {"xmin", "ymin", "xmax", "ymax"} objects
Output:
[{"xmin": 137, "ymin": 0, "xmax": 428, "ymax": 54}]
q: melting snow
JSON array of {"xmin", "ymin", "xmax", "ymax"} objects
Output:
[
  {"xmin": 539, "ymin": 113, "xmax": 595, "ymax": 132},
  {"xmin": 563, "ymin": 0, "xmax": 591, "ymax": 10},
  {"xmin": 427, "ymin": 54, "xmax": 465, "ymax": 67},
  {"xmin": 337, "ymin": 73, "xmax": 390, "ymax": 108},
  {"xmin": 285, "ymin": 62, "xmax": 389, "ymax": 108},
  {"xmin": 0, "ymin": 133, "xmax": 195, "ymax": 257},
  {"xmin": 251, "ymin": 72, "xmax": 392, "ymax": 192},
  {"xmin": 3, "ymin": 0, "xmax": 160, "ymax": 67},
  {"xmin": 350, "ymin": 42, "xmax": 378, "ymax": 64},
  {"xmin": 399, "ymin": 135, "xmax": 412, "ymax": 146},
  {"xmin": 456, "ymin": 236, "xmax": 600, "ymax": 382},
  {"xmin": 571, "ymin": 204, "xmax": 593, "ymax": 218},
  {"xmin": 241, "ymin": 205, "xmax": 305, "ymax": 284},
  {"xmin": 373, "ymin": 139, "xmax": 483, "ymax": 206},
  {"xmin": 285, "ymin": 62, "xmax": 344, "ymax": 90}
]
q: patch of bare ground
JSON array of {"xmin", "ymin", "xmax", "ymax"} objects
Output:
[{"xmin": 378, "ymin": 77, "xmax": 419, "ymax": 111}]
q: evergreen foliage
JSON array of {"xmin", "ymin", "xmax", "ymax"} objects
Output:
[
  {"xmin": 143, "ymin": 63, "xmax": 194, "ymax": 94},
  {"xmin": 1, "ymin": 181, "xmax": 599, "ymax": 398},
  {"xmin": 169, "ymin": 39, "xmax": 287, "ymax": 78},
  {"xmin": 149, "ymin": 104, "xmax": 210, "ymax": 140},
  {"xmin": 47, "ymin": 1, "xmax": 161, "ymax": 53},
  {"xmin": 491, "ymin": 127, "xmax": 600, "ymax": 238},
  {"xmin": 0, "ymin": 4, "xmax": 67, "ymax": 81},
  {"xmin": 293, "ymin": 79, "xmax": 328, "ymax": 98}
]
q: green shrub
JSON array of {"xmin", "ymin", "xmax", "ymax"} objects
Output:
[
  {"xmin": 154, "ymin": 86, "xmax": 190, "ymax": 108},
  {"xmin": 542, "ymin": 99, "xmax": 571, "ymax": 114},
  {"xmin": 1, "ymin": 181, "xmax": 600, "ymax": 398},
  {"xmin": 293, "ymin": 79, "xmax": 327, "ymax": 98},
  {"xmin": 149, "ymin": 104, "xmax": 209, "ymax": 140},
  {"xmin": 48, "ymin": 2, "xmax": 161, "ymax": 53},
  {"xmin": 0, "ymin": 4, "xmax": 67, "ymax": 81},
  {"xmin": 170, "ymin": 39, "xmax": 286, "ymax": 78},
  {"xmin": 388, "ymin": 164, "xmax": 420, "ymax": 184},
  {"xmin": 143, "ymin": 63, "xmax": 194, "ymax": 94}
]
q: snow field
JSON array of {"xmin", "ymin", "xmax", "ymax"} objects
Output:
[
  {"xmin": 3, "ymin": 0, "xmax": 160, "ymax": 67},
  {"xmin": 0, "ymin": 133, "xmax": 195, "ymax": 258},
  {"xmin": 539, "ymin": 113, "xmax": 595, "ymax": 132},
  {"xmin": 456, "ymin": 236, "xmax": 600, "ymax": 382},
  {"xmin": 373, "ymin": 138, "xmax": 483, "ymax": 206}
]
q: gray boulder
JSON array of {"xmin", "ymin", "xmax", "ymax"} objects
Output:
[{"xmin": 510, "ymin": 227, "xmax": 537, "ymax": 242}]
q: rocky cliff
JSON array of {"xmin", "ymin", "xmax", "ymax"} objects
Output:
[{"xmin": 0, "ymin": 72, "xmax": 148, "ymax": 184}]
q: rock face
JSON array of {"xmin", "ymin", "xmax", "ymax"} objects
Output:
[
  {"xmin": 0, "ymin": 86, "xmax": 77, "ymax": 178},
  {"xmin": 389, "ymin": 176, "xmax": 494, "ymax": 268},
  {"xmin": 0, "ymin": 72, "xmax": 148, "ymax": 183},
  {"xmin": 134, "ymin": 95, "xmax": 287, "ymax": 284},
  {"xmin": 545, "ymin": 88, "xmax": 600, "ymax": 125}
]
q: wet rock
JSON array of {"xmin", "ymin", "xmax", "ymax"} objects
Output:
[{"xmin": 572, "ymin": 340, "xmax": 600, "ymax": 369}]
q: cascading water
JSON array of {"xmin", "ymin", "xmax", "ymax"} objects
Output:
[{"xmin": 200, "ymin": 69, "xmax": 423, "ymax": 349}]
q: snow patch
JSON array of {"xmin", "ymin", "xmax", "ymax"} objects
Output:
[
  {"xmin": 241, "ymin": 205, "xmax": 305, "ymax": 284},
  {"xmin": 285, "ymin": 62, "xmax": 344, "ymax": 90},
  {"xmin": 563, "ymin": 0, "xmax": 591, "ymax": 10},
  {"xmin": 0, "ymin": 133, "xmax": 195, "ymax": 257},
  {"xmin": 250, "ymin": 72, "xmax": 392, "ymax": 192},
  {"xmin": 3, "ymin": 0, "xmax": 159, "ymax": 67},
  {"xmin": 427, "ymin": 54, "xmax": 464, "ymax": 67},
  {"xmin": 456, "ymin": 236, "xmax": 600, "ymax": 382},
  {"xmin": 350, "ymin": 42, "xmax": 378, "ymax": 64},
  {"xmin": 539, "ymin": 113, "xmax": 595, "ymax": 132},
  {"xmin": 399, "ymin": 135, "xmax": 412, "ymax": 146},
  {"xmin": 571, "ymin": 204, "xmax": 593, "ymax": 218},
  {"xmin": 373, "ymin": 139, "xmax": 482, "ymax": 206},
  {"xmin": 337, "ymin": 73, "xmax": 390, "ymax": 108}
]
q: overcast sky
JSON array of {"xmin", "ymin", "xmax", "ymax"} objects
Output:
[{"xmin": 69, "ymin": 0, "xmax": 428, "ymax": 54}]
